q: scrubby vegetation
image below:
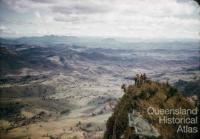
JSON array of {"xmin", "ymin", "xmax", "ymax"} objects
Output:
[
  {"xmin": 104, "ymin": 74, "xmax": 198, "ymax": 139},
  {"xmin": 0, "ymin": 102, "xmax": 25, "ymax": 120},
  {"xmin": 0, "ymin": 83, "xmax": 55, "ymax": 98}
]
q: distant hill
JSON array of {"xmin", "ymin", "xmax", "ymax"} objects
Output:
[
  {"xmin": 1, "ymin": 35, "xmax": 199, "ymax": 48},
  {"xmin": 0, "ymin": 47, "xmax": 24, "ymax": 75},
  {"xmin": 0, "ymin": 43, "xmax": 120, "ymax": 77},
  {"xmin": 104, "ymin": 79, "xmax": 199, "ymax": 139},
  {"xmin": 14, "ymin": 35, "xmax": 78, "ymax": 45},
  {"xmin": 0, "ymin": 46, "xmax": 72, "ymax": 75},
  {"xmin": 0, "ymin": 35, "xmax": 78, "ymax": 45},
  {"xmin": 0, "ymin": 35, "xmax": 107, "ymax": 46},
  {"xmin": 175, "ymin": 80, "xmax": 200, "ymax": 96}
]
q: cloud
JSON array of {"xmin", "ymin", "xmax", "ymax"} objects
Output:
[
  {"xmin": 52, "ymin": 2, "xmax": 112, "ymax": 15},
  {"xmin": 1, "ymin": 0, "xmax": 53, "ymax": 13},
  {"xmin": 35, "ymin": 11, "xmax": 41, "ymax": 18},
  {"xmin": 0, "ymin": 25, "xmax": 18, "ymax": 36},
  {"xmin": 54, "ymin": 15, "xmax": 88, "ymax": 23},
  {"xmin": 30, "ymin": 0, "xmax": 55, "ymax": 4},
  {"xmin": 0, "ymin": 0, "xmax": 199, "ymax": 39}
]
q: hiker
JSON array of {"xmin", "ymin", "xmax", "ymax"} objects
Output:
[{"xmin": 134, "ymin": 73, "xmax": 147, "ymax": 86}]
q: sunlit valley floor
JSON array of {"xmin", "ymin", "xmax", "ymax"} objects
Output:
[{"xmin": 0, "ymin": 38, "xmax": 199, "ymax": 139}]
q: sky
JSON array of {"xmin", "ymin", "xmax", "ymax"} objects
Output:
[{"xmin": 0, "ymin": 0, "xmax": 199, "ymax": 40}]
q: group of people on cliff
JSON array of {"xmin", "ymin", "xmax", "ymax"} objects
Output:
[
  {"xmin": 121, "ymin": 73, "xmax": 148, "ymax": 92},
  {"xmin": 134, "ymin": 73, "xmax": 147, "ymax": 86}
]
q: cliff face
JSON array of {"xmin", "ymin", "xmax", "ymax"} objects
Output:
[{"xmin": 104, "ymin": 80, "xmax": 199, "ymax": 139}]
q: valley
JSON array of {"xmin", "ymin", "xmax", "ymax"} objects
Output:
[{"xmin": 0, "ymin": 38, "xmax": 199, "ymax": 139}]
